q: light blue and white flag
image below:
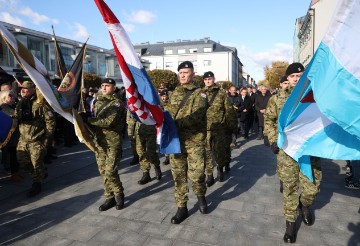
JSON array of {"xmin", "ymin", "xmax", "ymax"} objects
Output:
[{"xmin": 278, "ymin": 0, "xmax": 360, "ymax": 181}]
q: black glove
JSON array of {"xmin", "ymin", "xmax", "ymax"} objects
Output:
[{"xmin": 271, "ymin": 142, "xmax": 280, "ymax": 154}]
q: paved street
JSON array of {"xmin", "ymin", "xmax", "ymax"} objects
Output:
[{"xmin": 0, "ymin": 134, "xmax": 359, "ymax": 246}]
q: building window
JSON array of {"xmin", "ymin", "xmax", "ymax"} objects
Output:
[
  {"xmin": 204, "ymin": 47, "xmax": 212, "ymax": 52},
  {"xmin": 165, "ymin": 50, "xmax": 173, "ymax": 55},
  {"xmin": 165, "ymin": 62, "xmax": 173, "ymax": 68},
  {"xmin": 203, "ymin": 60, "xmax": 211, "ymax": 66},
  {"xmin": 189, "ymin": 48, "xmax": 197, "ymax": 53},
  {"xmin": 178, "ymin": 49, "xmax": 185, "ymax": 54}
]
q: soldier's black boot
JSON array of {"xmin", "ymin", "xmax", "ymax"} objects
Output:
[
  {"xmin": 197, "ymin": 196, "xmax": 208, "ymax": 214},
  {"xmin": 224, "ymin": 163, "xmax": 230, "ymax": 172},
  {"xmin": 99, "ymin": 197, "xmax": 116, "ymax": 211},
  {"xmin": 129, "ymin": 155, "xmax": 139, "ymax": 166},
  {"xmin": 217, "ymin": 166, "xmax": 224, "ymax": 182},
  {"xmin": 280, "ymin": 180, "xmax": 283, "ymax": 193},
  {"xmin": 27, "ymin": 182, "xmax": 42, "ymax": 197},
  {"xmin": 283, "ymin": 221, "xmax": 296, "ymax": 243},
  {"xmin": 115, "ymin": 193, "xmax": 124, "ymax": 210},
  {"xmin": 206, "ymin": 174, "xmax": 214, "ymax": 187},
  {"xmin": 163, "ymin": 156, "xmax": 170, "ymax": 165},
  {"xmin": 299, "ymin": 201, "xmax": 313, "ymax": 226},
  {"xmin": 171, "ymin": 207, "xmax": 188, "ymax": 224},
  {"xmin": 155, "ymin": 166, "xmax": 162, "ymax": 180},
  {"xmin": 138, "ymin": 172, "xmax": 151, "ymax": 185}
]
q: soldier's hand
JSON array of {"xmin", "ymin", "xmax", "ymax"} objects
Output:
[{"xmin": 270, "ymin": 142, "xmax": 280, "ymax": 154}]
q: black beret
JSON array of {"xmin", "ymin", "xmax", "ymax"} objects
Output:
[
  {"xmin": 177, "ymin": 61, "xmax": 193, "ymax": 71},
  {"xmin": 203, "ymin": 71, "xmax": 214, "ymax": 79},
  {"xmin": 280, "ymin": 75, "xmax": 288, "ymax": 83},
  {"xmin": 101, "ymin": 78, "xmax": 116, "ymax": 85},
  {"xmin": 286, "ymin": 63, "xmax": 304, "ymax": 76}
]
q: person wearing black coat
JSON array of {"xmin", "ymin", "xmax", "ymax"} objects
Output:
[
  {"xmin": 227, "ymin": 86, "xmax": 241, "ymax": 147},
  {"xmin": 255, "ymin": 85, "xmax": 272, "ymax": 139},
  {"xmin": 238, "ymin": 88, "xmax": 252, "ymax": 139}
]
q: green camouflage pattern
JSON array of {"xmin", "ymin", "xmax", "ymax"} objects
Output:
[
  {"xmin": 168, "ymin": 83, "xmax": 208, "ymax": 207},
  {"xmin": 204, "ymin": 85, "xmax": 234, "ymax": 174},
  {"xmin": 88, "ymin": 94, "xmax": 125, "ymax": 198},
  {"xmin": 135, "ymin": 122, "xmax": 159, "ymax": 172},
  {"xmin": 126, "ymin": 112, "xmax": 138, "ymax": 156},
  {"xmin": 279, "ymin": 150, "xmax": 322, "ymax": 222},
  {"xmin": 15, "ymin": 95, "xmax": 55, "ymax": 183}
]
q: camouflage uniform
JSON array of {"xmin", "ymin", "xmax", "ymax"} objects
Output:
[
  {"xmin": 264, "ymin": 88, "xmax": 322, "ymax": 222},
  {"xmin": 167, "ymin": 83, "xmax": 208, "ymax": 207},
  {"xmin": 88, "ymin": 94, "xmax": 126, "ymax": 199},
  {"xmin": 126, "ymin": 112, "xmax": 138, "ymax": 157},
  {"xmin": 135, "ymin": 122, "xmax": 160, "ymax": 172},
  {"xmin": 16, "ymin": 95, "xmax": 55, "ymax": 183},
  {"xmin": 204, "ymin": 84, "xmax": 237, "ymax": 175}
]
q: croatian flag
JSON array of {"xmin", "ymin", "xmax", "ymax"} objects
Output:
[
  {"xmin": 94, "ymin": 0, "xmax": 180, "ymax": 154},
  {"xmin": 278, "ymin": 0, "xmax": 360, "ymax": 181}
]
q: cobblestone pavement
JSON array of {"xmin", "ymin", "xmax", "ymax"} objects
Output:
[{"xmin": 0, "ymin": 133, "xmax": 359, "ymax": 246}]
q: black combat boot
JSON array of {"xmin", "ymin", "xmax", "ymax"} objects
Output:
[
  {"xmin": 129, "ymin": 155, "xmax": 139, "ymax": 166},
  {"xmin": 299, "ymin": 200, "xmax": 313, "ymax": 226},
  {"xmin": 27, "ymin": 182, "xmax": 42, "ymax": 197},
  {"xmin": 280, "ymin": 180, "xmax": 283, "ymax": 193},
  {"xmin": 217, "ymin": 166, "xmax": 224, "ymax": 182},
  {"xmin": 171, "ymin": 207, "xmax": 189, "ymax": 224},
  {"xmin": 206, "ymin": 174, "xmax": 215, "ymax": 187},
  {"xmin": 155, "ymin": 166, "xmax": 162, "ymax": 180},
  {"xmin": 115, "ymin": 193, "xmax": 124, "ymax": 210},
  {"xmin": 99, "ymin": 197, "xmax": 116, "ymax": 211},
  {"xmin": 224, "ymin": 163, "xmax": 230, "ymax": 172},
  {"xmin": 163, "ymin": 156, "xmax": 170, "ymax": 165},
  {"xmin": 197, "ymin": 196, "xmax": 208, "ymax": 214},
  {"xmin": 138, "ymin": 172, "xmax": 151, "ymax": 185},
  {"xmin": 283, "ymin": 221, "xmax": 296, "ymax": 243}
]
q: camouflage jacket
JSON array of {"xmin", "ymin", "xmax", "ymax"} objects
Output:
[
  {"xmin": 135, "ymin": 121, "xmax": 156, "ymax": 136},
  {"xmin": 167, "ymin": 83, "xmax": 208, "ymax": 133},
  {"xmin": 204, "ymin": 84, "xmax": 237, "ymax": 131},
  {"xmin": 88, "ymin": 94, "xmax": 125, "ymax": 145},
  {"xmin": 264, "ymin": 87, "xmax": 293, "ymax": 145},
  {"xmin": 15, "ymin": 95, "xmax": 55, "ymax": 143}
]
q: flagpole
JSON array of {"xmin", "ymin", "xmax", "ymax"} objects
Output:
[{"xmin": 52, "ymin": 25, "xmax": 65, "ymax": 79}]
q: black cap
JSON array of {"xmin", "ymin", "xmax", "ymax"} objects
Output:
[
  {"xmin": 285, "ymin": 63, "xmax": 304, "ymax": 76},
  {"xmin": 177, "ymin": 61, "xmax": 193, "ymax": 71},
  {"xmin": 101, "ymin": 78, "xmax": 116, "ymax": 85},
  {"xmin": 280, "ymin": 75, "xmax": 288, "ymax": 83},
  {"xmin": 203, "ymin": 71, "xmax": 214, "ymax": 79}
]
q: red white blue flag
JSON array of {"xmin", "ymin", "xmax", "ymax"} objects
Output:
[{"xmin": 94, "ymin": 0, "xmax": 180, "ymax": 154}]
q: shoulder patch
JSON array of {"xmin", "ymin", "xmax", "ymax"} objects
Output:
[
  {"xmin": 200, "ymin": 92, "xmax": 207, "ymax": 98},
  {"xmin": 114, "ymin": 102, "xmax": 121, "ymax": 108}
]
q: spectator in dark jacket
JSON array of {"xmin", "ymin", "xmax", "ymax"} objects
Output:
[
  {"xmin": 227, "ymin": 86, "xmax": 241, "ymax": 147},
  {"xmin": 255, "ymin": 85, "xmax": 271, "ymax": 140}
]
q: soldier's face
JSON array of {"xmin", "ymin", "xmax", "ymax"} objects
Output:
[
  {"xmin": 287, "ymin": 72, "xmax": 303, "ymax": 87},
  {"xmin": 21, "ymin": 88, "xmax": 35, "ymax": 99},
  {"xmin": 204, "ymin": 77, "xmax": 215, "ymax": 87},
  {"xmin": 280, "ymin": 81, "xmax": 289, "ymax": 91},
  {"xmin": 101, "ymin": 83, "xmax": 116, "ymax": 95},
  {"xmin": 178, "ymin": 68, "xmax": 194, "ymax": 85}
]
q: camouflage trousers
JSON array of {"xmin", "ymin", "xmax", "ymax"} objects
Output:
[
  {"xmin": 127, "ymin": 122, "xmax": 138, "ymax": 156},
  {"xmin": 17, "ymin": 141, "xmax": 47, "ymax": 183},
  {"xmin": 136, "ymin": 133, "xmax": 159, "ymax": 172},
  {"xmin": 95, "ymin": 143, "xmax": 124, "ymax": 199},
  {"xmin": 205, "ymin": 129, "xmax": 232, "ymax": 175},
  {"xmin": 278, "ymin": 150, "xmax": 322, "ymax": 222},
  {"xmin": 170, "ymin": 132, "xmax": 206, "ymax": 207}
]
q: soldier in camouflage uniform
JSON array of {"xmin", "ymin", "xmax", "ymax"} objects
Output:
[
  {"xmin": 87, "ymin": 78, "xmax": 126, "ymax": 211},
  {"xmin": 167, "ymin": 61, "xmax": 208, "ymax": 224},
  {"xmin": 203, "ymin": 71, "xmax": 237, "ymax": 187},
  {"xmin": 126, "ymin": 113, "xmax": 139, "ymax": 166},
  {"xmin": 16, "ymin": 81, "xmax": 56, "ymax": 197},
  {"xmin": 264, "ymin": 63, "xmax": 322, "ymax": 243},
  {"xmin": 135, "ymin": 121, "xmax": 161, "ymax": 184}
]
